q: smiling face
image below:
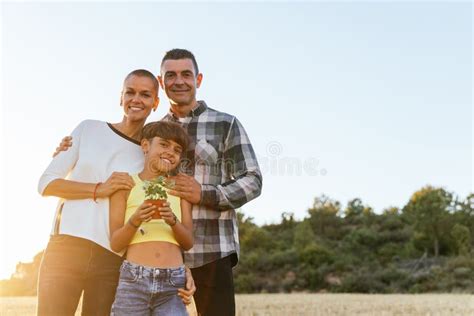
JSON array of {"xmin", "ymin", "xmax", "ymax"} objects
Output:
[
  {"xmin": 120, "ymin": 75, "xmax": 159, "ymax": 122},
  {"xmin": 142, "ymin": 137, "xmax": 183, "ymax": 174},
  {"xmin": 159, "ymin": 58, "xmax": 202, "ymax": 108}
]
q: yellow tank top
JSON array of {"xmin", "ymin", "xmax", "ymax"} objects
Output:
[{"xmin": 125, "ymin": 174, "xmax": 181, "ymax": 246}]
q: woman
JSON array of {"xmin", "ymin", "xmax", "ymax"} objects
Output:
[{"xmin": 37, "ymin": 69, "xmax": 194, "ymax": 315}]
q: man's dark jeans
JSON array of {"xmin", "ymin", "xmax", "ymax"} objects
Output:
[
  {"xmin": 37, "ymin": 234, "xmax": 123, "ymax": 316},
  {"xmin": 191, "ymin": 255, "xmax": 235, "ymax": 316}
]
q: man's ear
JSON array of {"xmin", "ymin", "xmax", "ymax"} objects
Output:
[
  {"xmin": 153, "ymin": 96, "xmax": 160, "ymax": 112},
  {"xmin": 157, "ymin": 75, "xmax": 164, "ymax": 89},
  {"xmin": 196, "ymin": 73, "xmax": 203, "ymax": 89},
  {"xmin": 119, "ymin": 91, "xmax": 123, "ymax": 106}
]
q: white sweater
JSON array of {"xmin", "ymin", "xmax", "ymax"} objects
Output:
[{"xmin": 38, "ymin": 120, "xmax": 144, "ymax": 253}]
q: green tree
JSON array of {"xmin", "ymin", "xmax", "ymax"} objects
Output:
[
  {"xmin": 293, "ymin": 219, "xmax": 316, "ymax": 250},
  {"xmin": 308, "ymin": 195, "xmax": 342, "ymax": 239},
  {"xmin": 451, "ymin": 224, "xmax": 471, "ymax": 256},
  {"xmin": 345, "ymin": 198, "xmax": 375, "ymax": 227},
  {"xmin": 455, "ymin": 194, "xmax": 474, "ymax": 241},
  {"xmin": 403, "ymin": 186, "xmax": 453, "ymax": 257}
]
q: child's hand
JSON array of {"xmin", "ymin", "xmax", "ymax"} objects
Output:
[
  {"xmin": 158, "ymin": 202, "xmax": 177, "ymax": 226},
  {"xmin": 130, "ymin": 202, "xmax": 157, "ymax": 226}
]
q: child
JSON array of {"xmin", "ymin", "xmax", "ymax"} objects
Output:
[{"xmin": 109, "ymin": 121, "xmax": 193, "ymax": 316}]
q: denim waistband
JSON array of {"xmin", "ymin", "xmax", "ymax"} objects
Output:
[{"xmin": 122, "ymin": 260, "xmax": 185, "ymax": 278}]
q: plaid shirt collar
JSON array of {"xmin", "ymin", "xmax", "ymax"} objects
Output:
[{"xmin": 167, "ymin": 100, "xmax": 208, "ymax": 121}]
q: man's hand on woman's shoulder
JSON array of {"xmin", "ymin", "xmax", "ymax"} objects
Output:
[{"xmin": 52, "ymin": 136, "xmax": 73, "ymax": 157}]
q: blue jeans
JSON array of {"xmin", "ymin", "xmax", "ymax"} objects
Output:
[{"xmin": 111, "ymin": 260, "xmax": 187, "ymax": 316}]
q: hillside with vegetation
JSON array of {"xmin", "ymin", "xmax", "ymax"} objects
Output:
[{"xmin": 1, "ymin": 186, "xmax": 473, "ymax": 296}]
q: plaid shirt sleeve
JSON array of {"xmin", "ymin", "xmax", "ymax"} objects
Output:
[{"xmin": 200, "ymin": 117, "xmax": 262, "ymax": 210}]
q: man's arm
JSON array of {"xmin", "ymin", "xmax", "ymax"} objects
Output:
[
  {"xmin": 200, "ymin": 118, "xmax": 262, "ymax": 211},
  {"xmin": 167, "ymin": 117, "xmax": 262, "ymax": 210},
  {"xmin": 201, "ymin": 117, "xmax": 262, "ymax": 210}
]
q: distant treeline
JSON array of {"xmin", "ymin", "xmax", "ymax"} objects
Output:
[
  {"xmin": 1, "ymin": 185, "xmax": 473, "ymax": 296},
  {"xmin": 234, "ymin": 186, "xmax": 474, "ymax": 293}
]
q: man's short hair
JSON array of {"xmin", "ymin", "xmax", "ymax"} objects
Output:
[
  {"xmin": 161, "ymin": 49, "xmax": 199, "ymax": 75},
  {"xmin": 142, "ymin": 121, "xmax": 189, "ymax": 153},
  {"xmin": 124, "ymin": 69, "xmax": 159, "ymax": 93}
]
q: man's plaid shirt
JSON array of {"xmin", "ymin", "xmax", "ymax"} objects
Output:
[{"xmin": 161, "ymin": 101, "xmax": 262, "ymax": 268}]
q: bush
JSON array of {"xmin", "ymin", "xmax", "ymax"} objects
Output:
[
  {"xmin": 298, "ymin": 243, "xmax": 333, "ymax": 267},
  {"xmin": 337, "ymin": 268, "xmax": 386, "ymax": 293}
]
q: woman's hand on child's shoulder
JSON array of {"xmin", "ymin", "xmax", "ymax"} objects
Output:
[{"xmin": 97, "ymin": 172, "xmax": 135, "ymax": 198}]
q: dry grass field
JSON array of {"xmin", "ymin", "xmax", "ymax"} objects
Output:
[{"xmin": 1, "ymin": 294, "xmax": 473, "ymax": 315}]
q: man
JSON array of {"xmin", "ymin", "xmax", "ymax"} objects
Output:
[{"xmin": 159, "ymin": 49, "xmax": 262, "ymax": 316}]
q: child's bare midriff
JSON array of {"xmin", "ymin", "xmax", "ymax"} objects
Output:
[{"xmin": 126, "ymin": 241, "xmax": 183, "ymax": 268}]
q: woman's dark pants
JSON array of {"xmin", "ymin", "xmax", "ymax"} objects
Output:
[{"xmin": 37, "ymin": 235, "xmax": 123, "ymax": 316}]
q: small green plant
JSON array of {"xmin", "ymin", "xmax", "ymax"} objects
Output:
[{"xmin": 143, "ymin": 176, "xmax": 174, "ymax": 200}]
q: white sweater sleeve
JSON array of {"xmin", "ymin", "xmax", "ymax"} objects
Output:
[{"xmin": 37, "ymin": 120, "xmax": 87, "ymax": 195}]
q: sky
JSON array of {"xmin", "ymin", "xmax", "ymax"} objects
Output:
[{"xmin": 0, "ymin": 2, "xmax": 472, "ymax": 279}]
